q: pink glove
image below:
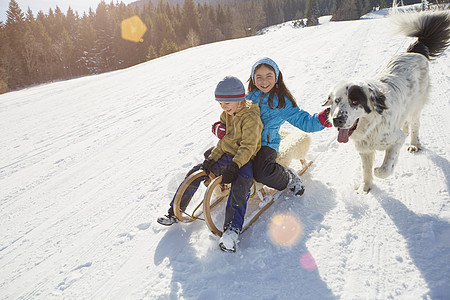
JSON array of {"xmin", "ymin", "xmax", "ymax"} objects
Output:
[
  {"xmin": 318, "ymin": 108, "xmax": 332, "ymax": 128},
  {"xmin": 212, "ymin": 121, "xmax": 226, "ymax": 139}
]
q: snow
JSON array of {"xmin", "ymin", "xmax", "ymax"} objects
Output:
[{"xmin": 1, "ymin": 8, "xmax": 450, "ymax": 299}]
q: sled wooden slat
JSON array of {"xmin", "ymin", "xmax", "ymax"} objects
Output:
[{"xmin": 298, "ymin": 161, "xmax": 313, "ymax": 176}]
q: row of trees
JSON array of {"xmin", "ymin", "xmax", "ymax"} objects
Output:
[{"xmin": 0, "ymin": 0, "xmax": 428, "ymax": 93}]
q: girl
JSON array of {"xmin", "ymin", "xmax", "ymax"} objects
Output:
[
  {"xmin": 157, "ymin": 76, "xmax": 263, "ymax": 253},
  {"xmin": 247, "ymin": 57, "xmax": 331, "ymax": 196}
]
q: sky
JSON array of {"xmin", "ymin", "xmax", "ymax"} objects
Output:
[
  {"xmin": 1, "ymin": 0, "xmax": 135, "ymax": 23},
  {"xmin": 0, "ymin": 5, "xmax": 449, "ymax": 299}
]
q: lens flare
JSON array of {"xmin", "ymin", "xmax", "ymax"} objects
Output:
[
  {"xmin": 121, "ymin": 16, "xmax": 147, "ymax": 43},
  {"xmin": 267, "ymin": 212, "xmax": 303, "ymax": 247},
  {"xmin": 300, "ymin": 252, "xmax": 317, "ymax": 271}
]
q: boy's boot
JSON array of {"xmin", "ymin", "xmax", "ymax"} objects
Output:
[
  {"xmin": 219, "ymin": 226, "xmax": 240, "ymax": 253},
  {"xmin": 157, "ymin": 208, "xmax": 178, "ymax": 226}
]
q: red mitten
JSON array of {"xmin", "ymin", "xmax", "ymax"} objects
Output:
[
  {"xmin": 212, "ymin": 121, "xmax": 226, "ymax": 139},
  {"xmin": 318, "ymin": 108, "xmax": 332, "ymax": 128}
]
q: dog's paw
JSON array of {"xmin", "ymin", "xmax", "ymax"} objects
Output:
[
  {"xmin": 374, "ymin": 166, "xmax": 392, "ymax": 179},
  {"xmin": 407, "ymin": 144, "xmax": 421, "ymax": 152},
  {"xmin": 355, "ymin": 182, "xmax": 371, "ymax": 194}
]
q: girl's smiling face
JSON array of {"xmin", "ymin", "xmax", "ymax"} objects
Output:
[
  {"xmin": 219, "ymin": 101, "xmax": 241, "ymax": 115},
  {"xmin": 254, "ymin": 65, "xmax": 276, "ymax": 93}
]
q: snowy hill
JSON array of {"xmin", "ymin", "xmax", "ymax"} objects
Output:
[{"xmin": 1, "ymin": 9, "xmax": 449, "ymax": 299}]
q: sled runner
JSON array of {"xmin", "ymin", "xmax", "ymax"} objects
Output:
[{"xmin": 172, "ymin": 130, "xmax": 312, "ymax": 236}]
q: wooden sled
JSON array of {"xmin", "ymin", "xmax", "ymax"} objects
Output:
[{"xmin": 172, "ymin": 130, "xmax": 313, "ymax": 237}]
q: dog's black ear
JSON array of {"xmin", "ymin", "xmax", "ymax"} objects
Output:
[
  {"xmin": 368, "ymin": 85, "xmax": 387, "ymax": 114},
  {"xmin": 322, "ymin": 95, "xmax": 332, "ymax": 107},
  {"xmin": 348, "ymin": 85, "xmax": 371, "ymax": 113}
]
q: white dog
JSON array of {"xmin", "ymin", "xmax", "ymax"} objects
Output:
[{"xmin": 322, "ymin": 11, "xmax": 450, "ymax": 193}]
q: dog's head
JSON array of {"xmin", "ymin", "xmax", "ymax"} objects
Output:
[{"xmin": 322, "ymin": 80, "xmax": 387, "ymax": 143}]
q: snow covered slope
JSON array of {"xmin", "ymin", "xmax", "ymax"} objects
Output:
[{"xmin": 1, "ymin": 9, "xmax": 449, "ymax": 299}]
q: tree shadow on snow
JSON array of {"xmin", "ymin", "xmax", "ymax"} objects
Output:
[{"xmin": 375, "ymin": 192, "xmax": 450, "ymax": 299}]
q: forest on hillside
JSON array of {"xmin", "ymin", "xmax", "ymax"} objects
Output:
[{"xmin": 0, "ymin": 0, "xmax": 437, "ymax": 93}]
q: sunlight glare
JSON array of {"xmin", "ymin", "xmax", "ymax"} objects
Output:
[
  {"xmin": 121, "ymin": 16, "xmax": 147, "ymax": 42},
  {"xmin": 267, "ymin": 212, "xmax": 303, "ymax": 247},
  {"xmin": 300, "ymin": 252, "xmax": 317, "ymax": 271}
]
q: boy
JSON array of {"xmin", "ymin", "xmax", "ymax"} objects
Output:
[{"xmin": 157, "ymin": 76, "xmax": 263, "ymax": 252}]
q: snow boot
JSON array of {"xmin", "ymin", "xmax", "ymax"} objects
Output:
[
  {"xmin": 286, "ymin": 168, "xmax": 305, "ymax": 197},
  {"xmin": 219, "ymin": 226, "xmax": 240, "ymax": 253},
  {"xmin": 157, "ymin": 209, "xmax": 178, "ymax": 226}
]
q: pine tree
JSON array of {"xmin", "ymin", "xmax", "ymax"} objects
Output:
[
  {"xmin": 76, "ymin": 13, "xmax": 97, "ymax": 74},
  {"xmin": 0, "ymin": 21, "xmax": 9, "ymax": 93},
  {"xmin": 32, "ymin": 11, "xmax": 53, "ymax": 81},
  {"xmin": 44, "ymin": 8, "xmax": 57, "ymax": 39},
  {"xmin": 23, "ymin": 9, "xmax": 40, "ymax": 82},
  {"xmin": 159, "ymin": 38, "xmax": 177, "ymax": 56},
  {"xmin": 332, "ymin": 0, "xmax": 361, "ymax": 21},
  {"xmin": 6, "ymin": 0, "xmax": 25, "ymax": 25},
  {"xmin": 185, "ymin": 29, "xmax": 200, "ymax": 47},
  {"xmin": 66, "ymin": 7, "xmax": 78, "ymax": 40},
  {"xmin": 54, "ymin": 6, "xmax": 66, "ymax": 36},
  {"xmin": 181, "ymin": 0, "xmax": 200, "ymax": 41},
  {"xmin": 60, "ymin": 28, "xmax": 75, "ymax": 77},
  {"xmin": 216, "ymin": 4, "xmax": 232, "ymax": 39},
  {"xmin": 5, "ymin": 0, "xmax": 27, "ymax": 88},
  {"xmin": 263, "ymin": 0, "xmax": 275, "ymax": 27},
  {"xmin": 306, "ymin": 0, "xmax": 319, "ymax": 26},
  {"xmin": 33, "ymin": 19, "xmax": 52, "ymax": 81},
  {"xmin": 152, "ymin": 12, "xmax": 175, "ymax": 51},
  {"xmin": 94, "ymin": 1, "xmax": 116, "ymax": 72},
  {"xmin": 233, "ymin": 0, "xmax": 266, "ymax": 37},
  {"xmin": 112, "ymin": 1, "xmax": 142, "ymax": 69},
  {"xmin": 198, "ymin": 4, "xmax": 222, "ymax": 43},
  {"xmin": 146, "ymin": 45, "xmax": 157, "ymax": 61}
]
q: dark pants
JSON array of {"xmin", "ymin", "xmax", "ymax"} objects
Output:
[
  {"xmin": 170, "ymin": 153, "xmax": 253, "ymax": 232},
  {"xmin": 253, "ymin": 146, "xmax": 289, "ymax": 191}
]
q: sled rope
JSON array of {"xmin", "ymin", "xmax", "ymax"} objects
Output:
[{"xmin": 185, "ymin": 202, "xmax": 206, "ymax": 221}]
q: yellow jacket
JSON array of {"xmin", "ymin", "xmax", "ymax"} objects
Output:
[{"xmin": 209, "ymin": 102, "xmax": 263, "ymax": 168}]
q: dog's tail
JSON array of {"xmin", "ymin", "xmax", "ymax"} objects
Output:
[{"xmin": 392, "ymin": 11, "xmax": 450, "ymax": 59}]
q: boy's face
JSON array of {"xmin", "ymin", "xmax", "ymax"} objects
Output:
[
  {"xmin": 254, "ymin": 65, "xmax": 276, "ymax": 93},
  {"xmin": 219, "ymin": 101, "xmax": 240, "ymax": 115}
]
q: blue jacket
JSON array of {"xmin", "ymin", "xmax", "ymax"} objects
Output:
[{"xmin": 247, "ymin": 90, "xmax": 325, "ymax": 152}]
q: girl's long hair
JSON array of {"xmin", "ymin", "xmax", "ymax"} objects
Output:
[{"xmin": 247, "ymin": 63, "xmax": 298, "ymax": 109}]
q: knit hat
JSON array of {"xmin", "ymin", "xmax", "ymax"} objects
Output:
[
  {"xmin": 251, "ymin": 57, "xmax": 280, "ymax": 83},
  {"xmin": 214, "ymin": 76, "xmax": 246, "ymax": 102}
]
